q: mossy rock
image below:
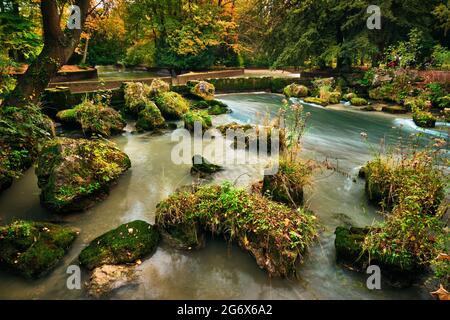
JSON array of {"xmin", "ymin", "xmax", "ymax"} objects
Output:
[
  {"xmin": 350, "ymin": 97, "xmax": 368, "ymax": 106},
  {"xmin": 136, "ymin": 101, "xmax": 166, "ymax": 132},
  {"xmin": 343, "ymin": 93, "xmax": 357, "ymax": 101},
  {"xmin": 0, "ymin": 220, "xmax": 77, "ymax": 278},
  {"xmin": 183, "ymin": 110, "xmax": 212, "ymax": 132},
  {"xmin": 207, "ymin": 100, "xmax": 230, "ymax": 115},
  {"xmin": 191, "ymin": 155, "xmax": 223, "ymax": 177},
  {"xmin": 56, "ymin": 100, "xmax": 126, "ymax": 137},
  {"xmin": 329, "ymin": 91, "xmax": 342, "ymax": 104},
  {"xmin": 413, "ymin": 111, "xmax": 436, "ymax": 128},
  {"xmin": 156, "ymin": 183, "xmax": 318, "ymax": 277},
  {"xmin": 79, "ymin": 220, "xmax": 160, "ymax": 270},
  {"xmin": 335, "ymin": 226, "xmax": 369, "ymax": 269},
  {"xmin": 36, "ymin": 138, "xmax": 131, "ymax": 213},
  {"xmin": 381, "ymin": 105, "xmax": 407, "ymax": 114},
  {"xmin": 123, "ymin": 82, "xmax": 152, "ymax": 114},
  {"xmin": 188, "ymin": 80, "xmax": 215, "ymax": 100},
  {"xmin": 148, "ymin": 79, "xmax": 170, "ymax": 97},
  {"xmin": 361, "ymin": 105, "xmax": 376, "ymax": 111},
  {"xmin": 0, "ymin": 105, "xmax": 55, "ymax": 193},
  {"xmin": 304, "ymin": 97, "xmax": 329, "ymax": 107},
  {"xmin": 154, "ymin": 92, "xmax": 190, "ymax": 120},
  {"xmin": 262, "ymin": 159, "xmax": 311, "ymax": 207},
  {"xmin": 283, "ymin": 83, "xmax": 309, "ymax": 98}
]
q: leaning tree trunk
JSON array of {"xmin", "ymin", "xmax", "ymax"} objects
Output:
[{"xmin": 4, "ymin": 0, "xmax": 90, "ymax": 107}]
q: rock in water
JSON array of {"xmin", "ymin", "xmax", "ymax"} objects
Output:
[
  {"xmin": 188, "ymin": 80, "xmax": 215, "ymax": 100},
  {"xmin": 191, "ymin": 155, "xmax": 223, "ymax": 177},
  {"xmin": 0, "ymin": 220, "xmax": 77, "ymax": 278},
  {"xmin": 88, "ymin": 264, "xmax": 138, "ymax": 298},
  {"xmin": 154, "ymin": 92, "xmax": 190, "ymax": 120},
  {"xmin": 36, "ymin": 138, "xmax": 131, "ymax": 213},
  {"xmin": 79, "ymin": 220, "xmax": 160, "ymax": 270}
]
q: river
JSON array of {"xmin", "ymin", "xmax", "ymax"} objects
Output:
[{"xmin": 0, "ymin": 93, "xmax": 447, "ymax": 299}]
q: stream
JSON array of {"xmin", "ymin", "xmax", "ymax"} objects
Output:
[{"xmin": 0, "ymin": 93, "xmax": 447, "ymax": 300}]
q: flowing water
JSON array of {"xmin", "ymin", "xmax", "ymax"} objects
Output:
[{"xmin": 0, "ymin": 93, "xmax": 447, "ymax": 300}]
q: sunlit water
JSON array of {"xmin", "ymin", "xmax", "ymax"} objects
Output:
[{"xmin": 0, "ymin": 93, "xmax": 446, "ymax": 300}]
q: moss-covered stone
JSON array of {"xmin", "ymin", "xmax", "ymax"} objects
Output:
[
  {"xmin": 0, "ymin": 220, "xmax": 77, "ymax": 278},
  {"xmin": 154, "ymin": 91, "xmax": 190, "ymax": 120},
  {"xmin": 335, "ymin": 226, "xmax": 369, "ymax": 269},
  {"xmin": 207, "ymin": 100, "xmax": 230, "ymax": 115},
  {"xmin": 156, "ymin": 183, "xmax": 318, "ymax": 277},
  {"xmin": 350, "ymin": 97, "xmax": 368, "ymax": 106},
  {"xmin": 123, "ymin": 82, "xmax": 152, "ymax": 114},
  {"xmin": 191, "ymin": 155, "xmax": 223, "ymax": 177},
  {"xmin": 36, "ymin": 138, "xmax": 131, "ymax": 213},
  {"xmin": 56, "ymin": 100, "xmax": 126, "ymax": 137},
  {"xmin": 303, "ymin": 97, "xmax": 329, "ymax": 107},
  {"xmin": 413, "ymin": 110, "xmax": 436, "ymax": 128},
  {"xmin": 183, "ymin": 110, "xmax": 212, "ymax": 132},
  {"xmin": 136, "ymin": 101, "xmax": 166, "ymax": 132},
  {"xmin": 79, "ymin": 220, "xmax": 160, "ymax": 270},
  {"xmin": 0, "ymin": 105, "xmax": 55, "ymax": 193},
  {"xmin": 262, "ymin": 159, "xmax": 312, "ymax": 207},
  {"xmin": 328, "ymin": 91, "xmax": 342, "ymax": 104},
  {"xmin": 283, "ymin": 83, "xmax": 309, "ymax": 98},
  {"xmin": 343, "ymin": 93, "xmax": 357, "ymax": 101},
  {"xmin": 148, "ymin": 79, "xmax": 170, "ymax": 97},
  {"xmin": 381, "ymin": 105, "xmax": 407, "ymax": 114},
  {"xmin": 188, "ymin": 80, "xmax": 215, "ymax": 100}
]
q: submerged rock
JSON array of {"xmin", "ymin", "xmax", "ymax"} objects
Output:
[
  {"xmin": 79, "ymin": 220, "xmax": 159, "ymax": 270},
  {"xmin": 88, "ymin": 264, "xmax": 138, "ymax": 298},
  {"xmin": 0, "ymin": 220, "xmax": 77, "ymax": 278},
  {"xmin": 192, "ymin": 99, "xmax": 230, "ymax": 115},
  {"xmin": 56, "ymin": 100, "xmax": 126, "ymax": 137},
  {"xmin": 0, "ymin": 105, "xmax": 55, "ymax": 193},
  {"xmin": 381, "ymin": 105, "xmax": 407, "ymax": 114},
  {"xmin": 36, "ymin": 138, "xmax": 131, "ymax": 213},
  {"xmin": 156, "ymin": 183, "xmax": 318, "ymax": 277},
  {"xmin": 154, "ymin": 92, "xmax": 190, "ymax": 120},
  {"xmin": 304, "ymin": 97, "xmax": 328, "ymax": 107},
  {"xmin": 188, "ymin": 80, "xmax": 215, "ymax": 100},
  {"xmin": 191, "ymin": 155, "xmax": 223, "ymax": 177},
  {"xmin": 350, "ymin": 97, "xmax": 368, "ymax": 106}
]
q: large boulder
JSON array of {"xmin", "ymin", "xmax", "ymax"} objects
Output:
[
  {"xmin": 0, "ymin": 105, "xmax": 55, "ymax": 193},
  {"xmin": 36, "ymin": 138, "xmax": 131, "ymax": 213},
  {"xmin": 283, "ymin": 83, "xmax": 309, "ymax": 98},
  {"xmin": 79, "ymin": 220, "xmax": 160, "ymax": 270},
  {"xmin": 183, "ymin": 110, "xmax": 212, "ymax": 132},
  {"xmin": 136, "ymin": 101, "xmax": 166, "ymax": 132},
  {"xmin": 123, "ymin": 82, "xmax": 152, "ymax": 114},
  {"xmin": 56, "ymin": 100, "xmax": 126, "ymax": 137},
  {"xmin": 148, "ymin": 79, "xmax": 170, "ymax": 97},
  {"xmin": 88, "ymin": 264, "xmax": 138, "ymax": 298},
  {"xmin": 0, "ymin": 220, "xmax": 77, "ymax": 278},
  {"xmin": 154, "ymin": 92, "xmax": 190, "ymax": 120},
  {"xmin": 188, "ymin": 80, "xmax": 215, "ymax": 100}
]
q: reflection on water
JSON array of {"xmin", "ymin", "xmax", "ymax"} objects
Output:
[{"xmin": 0, "ymin": 93, "xmax": 442, "ymax": 300}]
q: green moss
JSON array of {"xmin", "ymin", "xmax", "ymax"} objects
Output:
[
  {"xmin": 283, "ymin": 83, "xmax": 309, "ymax": 98},
  {"xmin": 36, "ymin": 138, "xmax": 131, "ymax": 213},
  {"xmin": 183, "ymin": 110, "xmax": 212, "ymax": 132},
  {"xmin": 0, "ymin": 105, "xmax": 55, "ymax": 193},
  {"xmin": 328, "ymin": 91, "xmax": 342, "ymax": 104},
  {"xmin": 188, "ymin": 80, "xmax": 215, "ymax": 100},
  {"xmin": 56, "ymin": 109, "xmax": 78, "ymax": 124},
  {"xmin": 136, "ymin": 101, "xmax": 166, "ymax": 132},
  {"xmin": 343, "ymin": 93, "xmax": 356, "ymax": 101},
  {"xmin": 154, "ymin": 91, "xmax": 190, "ymax": 120},
  {"xmin": 262, "ymin": 159, "xmax": 312, "ymax": 207},
  {"xmin": 0, "ymin": 220, "xmax": 77, "ymax": 278},
  {"xmin": 123, "ymin": 82, "xmax": 152, "ymax": 114},
  {"xmin": 381, "ymin": 105, "xmax": 407, "ymax": 114},
  {"xmin": 304, "ymin": 97, "xmax": 329, "ymax": 107},
  {"xmin": 156, "ymin": 183, "xmax": 318, "ymax": 277},
  {"xmin": 148, "ymin": 79, "xmax": 170, "ymax": 97},
  {"xmin": 350, "ymin": 97, "xmax": 368, "ymax": 106},
  {"xmin": 191, "ymin": 155, "xmax": 223, "ymax": 177},
  {"xmin": 413, "ymin": 110, "xmax": 436, "ymax": 128},
  {"xmin": 79, "ymin": 220, "xmax": 160, "ymax": 270}
]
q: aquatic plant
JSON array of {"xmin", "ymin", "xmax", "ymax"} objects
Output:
[{"xmin": 156, "ymin": 182, "xmax": 318, "ymax": 277}]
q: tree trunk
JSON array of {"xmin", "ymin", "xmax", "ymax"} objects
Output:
[
  {"xmin": 4, "ymin": 0, "xmax": 90, "ymax": 107},
  {"xmin": 82, "ymin": 37, "xmax": 90, "ymax": 65}
]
